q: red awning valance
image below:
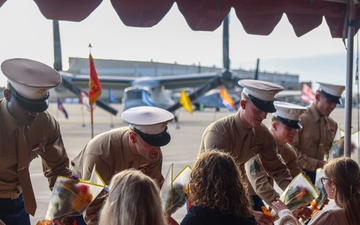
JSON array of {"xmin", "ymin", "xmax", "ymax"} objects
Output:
[{"xmin": 7, "ymin": 0, "xmax": 360, "ymax": 38}]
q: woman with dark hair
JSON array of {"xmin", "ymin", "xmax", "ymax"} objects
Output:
[{"xmin": 180, "ymin": 150, "xmax": 259, "ymax": 225}]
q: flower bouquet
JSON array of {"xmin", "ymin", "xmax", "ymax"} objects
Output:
[
  {"xmin": 37, "ymin": 166, "xmax": 106, "ymax": 225},
  {"xmin": 328, "ymin": 131, "xmax": 357, "ymax": 160},
  {"xmin": 280, "ymin": 173, "xmax": 319, "ymax": 211},
  {"xmin": 269, "ymin": 172, "xmax": 319, "ymax": 221},
  {"xmin": 160, "ymin": 163, "xmax": 192, "ymax": 215},
  {"xmin": 310, "ymin": 169, "xmax": 328, "ymax": 216}
]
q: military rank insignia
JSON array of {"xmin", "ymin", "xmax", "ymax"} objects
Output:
[
  {"xmin": 32, "ymin": 140, "xmax": 47, "ymax": 153},
  {"xmin": 250, "ymin": 159, "xmax": 261, "ymax": 175}
]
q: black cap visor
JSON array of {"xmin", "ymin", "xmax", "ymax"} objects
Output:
[
  {"xmin": 10, "ymin": 85, "xmax": 49, "ymax": 112},
  {"xmin": 276, "ymin": 116, "xmax": 302, "ymax": 129},
  {"xmin": 248, "ymin": 94, "xmax": 276, "ymax": 113},
  {"xmin": 133, "ymin": 126, "xmax": 171, "ymax": 147},
  {"xmin": 319, "ymin": 90, "xmax": 341, "ymax": 104}
]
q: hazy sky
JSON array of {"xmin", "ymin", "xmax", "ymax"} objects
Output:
[{"xmin": 0, "ymin": 0, "xmax": 355, "ymax": 90}]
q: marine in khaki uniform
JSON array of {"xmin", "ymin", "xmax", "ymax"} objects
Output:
[
  {"xmin": 71, "ymin": 106, "xmax": 174, "ymax": 225},
  {"xmin": 292, "ymin": 82, "xmax": 345, "ymax": 184},
  {"xmin": 245, "ymin": 101, "xmax": 306, "ymax": 207},
  {"xmin": 0, "ymin": 58, "xmax": 71, "ymax": 225},
  {"xmin": 199, "ymin": 79, "xmax": 292, "ymax": 220}
]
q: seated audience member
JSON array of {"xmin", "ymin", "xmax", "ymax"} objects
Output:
[
  {"xmin": 307, "ymin": 157, "xmax": 360, "ymax": 225},
  {"xmin": 180, "ymin": 150, "xmax": 265, "ymax": 225},
  {"xmin": 99, "ymin": 169, "xmax": 168, "ymax": 225},
  {"xmin": 271, "ymin": 157, "xmax": 360, "ymax": 225}
]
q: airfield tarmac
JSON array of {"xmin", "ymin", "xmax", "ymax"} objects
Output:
[{"xmin": 29, "ymin": 103, "xmax": 359, "ymax": 224}]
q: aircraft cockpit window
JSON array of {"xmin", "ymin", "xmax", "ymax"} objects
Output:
[{"xmin": 125, "ymin": 89, "xmax": 142, "ymax": 100}]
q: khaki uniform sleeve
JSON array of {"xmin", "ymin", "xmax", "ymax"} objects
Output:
[
  {"xmin": 292, "ymin": 118, "xmax": 318, "ymax": 172},
  {"xmin": 71, "ymin": 148, "xmax": 113, "ymax": 225},
  {"xmin": 199, "ymin": 130, "xmax": 227, "ymax": 154},
  {"xmin": 245, "ymin": 155, "xmax": 280, "ymax": 205},
  {"xmin": 40, "ymin": 117, "xmax": 71, "ymax": 189},
  {"xmin": 295, "ymin": 149, "xmax": 318, "ymax": 171},
  {"xmin": 84, "ymin": 190, "xmax": 107, "ymax": 225},
  {"xmin": 258, "ymin": 132, "xmax": 292, "ymax": 190},
  {"xmin": 76, "ymin": 153, "xmax": 112, "ymax": 181},
  {"xmin": 283, "ymin": 144, "xmax": 303, "ymax": 178},
  {"xmin": 141, "ymin": 155, "xmax": 164, "ymax": 188}
]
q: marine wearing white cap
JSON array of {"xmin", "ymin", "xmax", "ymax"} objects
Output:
[
  {"xmin": 244, "ymin": 101, "xmax": 307, "ymax": 211},
  {"xmin": 274, "ymin": 101, "xmax": 307, "ymax": 129},
  {"xmin": 1, "ymin": 58, "xmax": 61, "ymax": 112},
  {"xmin": 238, "ymin": 79, "xmax": 284, "ymax": 113},
  {"xmin": 121, "ymin": 106, "xmax": 174, "ymax": 147},
  {"xmin": 0, "ymin": 58, "xmax": 71, "ymax": 224},
  {"xmin": 316, "ymin": 82, "xmax": 345, "ymax": 104},
  {"xmin": 71, "ymin": 106, "xmax": 174, "ymax": 224}
]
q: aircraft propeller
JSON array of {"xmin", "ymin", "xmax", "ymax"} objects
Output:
[
  {"xmin": 52, "ymin": 20, "xmax": 118, "ymax": 116},
  {"xmin": 166, "ymin": 14, "xmax": 240, "ymax": 112}
]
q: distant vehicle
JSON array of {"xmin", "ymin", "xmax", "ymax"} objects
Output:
[{"xmin": 275, "ymin": 90, "xmax": 302, "ymax": 105}]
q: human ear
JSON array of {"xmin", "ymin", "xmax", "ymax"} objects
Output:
[
  {"xmin": 129, "ymin": 132, "xmax": 136, "ymax": 144},
  {"xmin": 271, "ymin": 122, "xmax": 277, "ymax": 130},
  {"xmin": 4, "ymin": 89, "xmax": 11, "ymax": 101},
  {"xmin": 240, "ymin": 99, "xmax": 246, "ymax": 109}
]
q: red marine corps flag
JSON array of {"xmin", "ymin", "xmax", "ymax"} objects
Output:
[
  {"xmin": 88, "ymin": 44, "xmax": 102, "ymax": 138},
  {"xmin": 88, "ymin": 51, "xmax": 102, "ymax": 106}
]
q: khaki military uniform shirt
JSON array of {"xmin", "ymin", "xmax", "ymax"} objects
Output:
[
  {"xmin": 292, "ymin": 104, "xmax": 337, "ymax": 172},
  {"xmin": 199, "ymin": 111, "xmax": 291, "ymax": 191},
  {"xmin": 71, "ymin": 127, "xmax": 164, "ymax": 225},
  {"xmin": 0, "ymin": 98, "xmax": 71, "ymax": 199},
  {"xmin": 279, "ymin": 144, "xmax": 303, "ymax": 178},
  {"xmin": 245, "ymin": 143, "xmax": 303, "ymax": 205}
]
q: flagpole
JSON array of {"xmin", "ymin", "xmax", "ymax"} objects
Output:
[
  {"xmin": 91, "ymin": 109, "xmax": 94, "ymax": 138},
  {"xmin": 81, "ymin": 104, "xmax": 85, "ymax": 127},
  {"xmin": 110, "ymin": 115, "xmax": 114, "ymax": 128},
  {"xmin": 89, "ymin": 43, "xmax": 94, "ymax": 139},
  {"xmin": 213, "ymin": 109, "xmax": 217, "ymax": 122}
]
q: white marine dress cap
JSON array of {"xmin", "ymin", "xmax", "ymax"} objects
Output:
[
  {"xmin": 238, "ymin": 79, "xmax": 284, "ymax": 113},
  {"xmin": 1, "ymin": 58, "xmax": 62, "ymax": 112},
  {"xmin": 316, "ymin": 82, "xmax": 345, "ymax": 104},
  {"xmin": 121, "ymin": 106, "xmax": 174, "ymax": 147},
  {"xmin": 274, "ymin": 101, "xmax": 307, "ymax": 129}
]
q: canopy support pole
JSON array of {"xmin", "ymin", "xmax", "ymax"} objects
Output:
[{"xmin": 344, "ymin": 1, "xmax": 356, "ymax": 157}]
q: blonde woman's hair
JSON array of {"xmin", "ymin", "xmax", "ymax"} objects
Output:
[
  {"xmin": 99, "ymin": 169, "xmax": 167, "ymax": 225},
  {"xmin": 324, "ymin": 157, "xmax": 360, "ymax": 225}
]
